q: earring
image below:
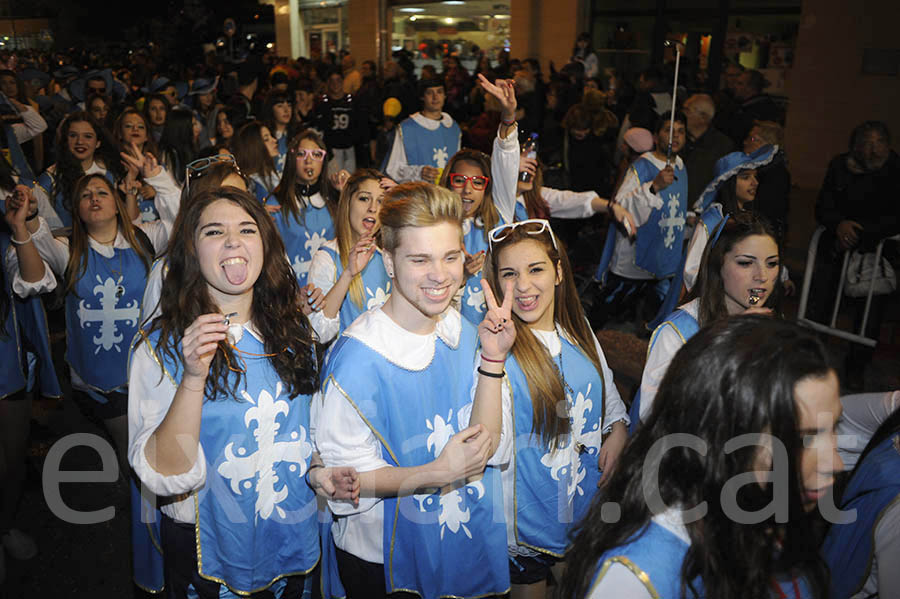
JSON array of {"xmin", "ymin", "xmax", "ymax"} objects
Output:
[{"xmin": 387, "ymin": 270, "xmax": 394, "ymax": 277}]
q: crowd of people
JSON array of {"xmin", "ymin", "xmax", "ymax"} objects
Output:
[{"xmin": 0, "ymin": 32, "xmax": 898, "ymax": 599}]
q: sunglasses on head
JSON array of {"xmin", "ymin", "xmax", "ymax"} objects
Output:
[
  {"xmin": 294, "ymin": 148, "xmax": 326, "ymax": 162},
  {"xmin": 488, "ymin": 219, "xmax": 559, "ymax": 253},
  {"xmin": 184, "ymin": 154, "xmax": 245, "ymax": 195},
  {"xmin": 448, "ymin": 172, "xmax": 490, "ymax": 190}
]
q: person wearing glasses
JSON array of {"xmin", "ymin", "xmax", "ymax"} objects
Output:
[
  {"xmin": 315, "ymin": 181, "xmax": 514, "ymax": 599},
  {"xmin": 482, "ymin": 218, "xmax": 628, "ymax": 598},
  {"xmin": 439, "ymin": 75, "xmax": 521, "ymax": 325},
  {"xmin": 128, "ymin": 186, "xmax": 359, "ymax": 597},
  {"xmin": 270, "ymin": 130, "xmax": 338, "ymax": 287},
  {"xmin": 306, "ymin": 169, "xmax": 393, "ymax": 344}
]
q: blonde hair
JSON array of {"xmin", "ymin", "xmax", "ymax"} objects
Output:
[
  {"xmin": 380, "ymin": 182, "xmax": 464, "ymax": 253},
  {"xmin": 752, "ymin": 120, "xmax": 784, "ymax": 146},
  {"xmin": 335, "ymin": 169, "xmax": 383, "ymax": 309}
]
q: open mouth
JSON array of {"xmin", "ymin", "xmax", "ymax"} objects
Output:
[
  {"xmin": 422, "ymin": 285, "xmax": 451, "ymax": 302},
  {"xmin": 516, "ymin": 295, "xmax": 538, "ymax": 311},
  {"xmin": 362, "ymin": 217, "xmax": 376, "ymax": 230},
  {"xmin": 221, "ymin": 256, "xmax": 249, "ymax": 285}
]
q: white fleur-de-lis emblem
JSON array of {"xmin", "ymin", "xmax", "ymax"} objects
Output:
[
  {"xmin": 465, "ymin": 283, "xmax": 485, "ymax": 314},
  {"xmin": 217, "ymin": 383, "xmax": 313, "ymax": 520},
  {"xmin": 77, "ymin": 275, "xmax": 140, "ymax": 353},
  {"xmin": 433, "ymin": 146, "xmax": 449, "ymax": 168},
  {"xmin": 366, "ymin": 283, "xmax": 391, "ymax": 310},
  {"xmin": 659, "ymin": 194, "xmax": 685, "ymax": 249}
]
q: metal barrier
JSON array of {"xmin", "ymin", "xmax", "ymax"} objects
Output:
[{"xmin": 797, "ymin": 226, "xmax": 898, "ymax": 347}]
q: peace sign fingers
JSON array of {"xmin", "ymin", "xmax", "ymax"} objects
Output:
[{"xmin": 478, "ymin": 278, "xmax": 516, "ymax": 359}]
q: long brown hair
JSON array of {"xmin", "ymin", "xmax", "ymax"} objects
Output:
[
  {"xmin": 64, "ymin": 174, "xmax": 153, "ymax": 295},
  {"xmin": 688, "ymin": 212, "xmax": 782, "ymax": 326},
  {"xmin": 114, "ymin": 107, "xmax": 159, "ymax": 159},
  {"xmin": 231, "ymin": 120, "xmax": 277, "ymax": 182},
  {"xmin": 143, "ymin": 187, "xmax": 318, "ymax": 400},
  {"xmin": 439, "ymin": 149, "xmax": 498, "ymax": 242},
  {"xmin": 271, "ymin": 129, "xmax": 336, "ymax": 225},
  {"xmin": 335, "ymin": 169, "xmax": 384, "ymax": 309},
  {"xmin": 518, "ymin": 161, "xmax": 550, "ymax": 219},
  {"xmin": 484, "ymin": 223, "xmax": 606, "ymax": 448}
]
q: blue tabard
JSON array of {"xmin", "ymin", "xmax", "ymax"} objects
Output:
[
  {"xmin": 459, "ymin": 202, "xmax": 526, "ymax": 326},
  {"xmin": 145, "ymin": 328, "xmax": 320, "ymax": 594},
  {"xmin": 631, "ymin": 157, "xmax": 688, "ymax": 279},
  {"xmin": 3, "ymin": 125, "xmax": 36, "ymax": 182},
  {"xmin": 273, "ymin": 195, "xmax": 334, "ymax": 287},
  {"xmin": 37, "ymin": 167, "xmax": 116, "ymax": 228},
  {"xmin": 505, "ymin": 331, "xmax": 606, "ymax": 556},
  {"xmin": 630, "ymin": 308, "xmax": 700, "ymax": 432},
  {"xmin": 322, "ymin": 314, "xmax": 510, "ymax": 599},
  {"xmin": 0, "ymin": 233, "xmax": 61, "ymax": 398},
  {"xmin": 275, "ymin": 131, "xmax": 288, "ymax": 176},
  {"xmin": 0, "ymin": 260, "xmax": 26, "ymax": 399},
  {"xmin": 248, "ymin": 175, "xmax": 271, "ymax": 203},
  {"xmin": 130, "ymin": 478, "xmax": 164, "ymax": 593},
  {"xmin": 139, "ymin": 192, "xmax": 160, "ymax": 223},
  {"xmin": 587, "ymin": 521, "xmax": 813, "ymax": 598},
  {"xmin": 65, "ymin": 246, "xmax": 147, "ymax": 392},
  {"xmin": 320, "ymin": 243, "xmax": 390, "ymax": 332},
  {"xmin": 822, "ymin": 433, "xmax": 900, "ymax": 599},
  {"xmin": 399, "ymin": 117, "xmax": 461, "ymax": 169}
]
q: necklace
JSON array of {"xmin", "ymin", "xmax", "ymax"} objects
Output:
[{"xmin": 550, "ymin": 326, "xmax": 574, "ymax": 397}]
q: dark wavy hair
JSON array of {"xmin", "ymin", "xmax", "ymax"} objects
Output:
[
  {"xmin": 560, "ymin": 316, "xmax": 833, "ymax": 599},
  {"xmin": 53, "ymin": 111, "xmax": 123, "ymax": 218},
  {"xmin": 144, "ymin": 187, "xmax": 318, "ymax": 400},
  {"xmin": 159, "ymin": 108, "xmax": 199, "ymax": 184},
  {"xmin": 687, "ymin": 212, "xmax": 783, "ymax": 326}
]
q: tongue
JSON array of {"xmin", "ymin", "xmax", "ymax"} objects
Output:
[{"xmin": 223, "ymin": 262, "xmax": 248, "ymax": 285}]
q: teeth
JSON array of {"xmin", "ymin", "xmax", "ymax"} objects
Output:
[
  {"xmin": 221, "ymin": 257, "xmax": 247, "ymax": 266},
  {"xmin": 423, "ymin": 287, "xmax": 447, "ymax": 298}
]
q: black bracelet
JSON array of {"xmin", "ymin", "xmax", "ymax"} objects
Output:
[
  {"xmin": 477, "ymin": 367, "xmax": 504, "ymax": 379},
  {"xmin": 25, "ymin": 210, "xmax": 38, "ymax": 221}
]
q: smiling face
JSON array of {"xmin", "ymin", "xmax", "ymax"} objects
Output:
[
  {"xmin": 348, "ymin": 178, "xmax": 383, "ymax": 239},
  {"xmin": 77, "ymin": 176, "xmax": 118, "ymax": 229},
  {"xmin": 734, "ymin": 169, "xmax": 758, "ymax": 207},
  {"xmin": 295, "ymin": 138, "xmax": 325, "ymax": 184},
  {"xmin": 497, "ymin": 238, "xmax": 561, "ymax": 331},
  {"xmin": 449, "ymin": 160, "xmax": 487, "ymax": 217},
  {"xmin": 195, "ymin": 199, "xmax": 264, "ymax": 308},
  {"xmin": 260, "ymin": 126, "xmax": 279, "ymax": 158},
  {"xmin": 794, "ymin": 370, "xmax": 842, "ymax": 510},
  {"xmin": 383, "ymin": 221, "xmax": 464, "ymax": 332},
  {"xmin": 720, "ymin": 234, "xmax": 779, "ymax": 313},
  {"xmin": 120, "ymin": 113, "xmax": 148, "ymax": 146},
  {"xmin": 67, "ymin": 120, "xmax": 100, "ymax": 164}
]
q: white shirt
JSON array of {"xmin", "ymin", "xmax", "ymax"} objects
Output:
[
  {"xmin": 306, "ymin": 239, "xmax": 350, "ymax": 344},
  {"xmin": 314, "ymin": 306, "xmax": 513, "ymax": 564},
  {"xmin": 384, "ymin": 111, "xmax": 460, "ymax": 183},
  {"xmin": 610, "ymin": 152, "xmax": 684, "ymax": 281},
  {"xmin": 638, "ymin": 298, "xmax": 699, "ymax": 423},
  {"xmin": 502, "ymin": 326, "xmax": 628, "ymax": 556},
  {"xmin": 10, "ymin": 105, "xmax": 47, "ymax": 145},
  {"xmin": 128, "ymin": 322, "xmax": 269, "ymax": 523},
  {"xmin": 516, "ymin": 187, "xmax": 600, "ymax": 220}
]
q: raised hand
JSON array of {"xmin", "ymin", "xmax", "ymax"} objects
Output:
[
  {"xmin": 329, "ymin": 169, "xmax": 351, "ymax": 191},
  {"xmin": 478, "ymin": 278, "xmax": 516, "ymax": 360},
  {"xmin": 349, "ymin": 234, "xmax": 376, "ymax": 276},
  {"xmin": 181, "ymin": 313, "xmax": 227, "ymax": 382},
  {"xmin": 477, "ymin": 73, "xmax": 517, "ymax": 121},
  {"xmin": 464, "ymin": 250, "xmax": 485, "ymax": 277},
  {"xmin": 4, "ymin": 185, "xmax": 36, "ymax": 230}
]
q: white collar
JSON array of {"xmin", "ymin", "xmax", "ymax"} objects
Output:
[
  {"xmin": 532, "ymin": 324, "xmax": 580, "ymax": 358},
  {"xmin": 462, "ymin": 216, "xmax": 484, "ymax": 235},
  {"xmin": 308, "ymin": 191, "xmax": 325, "ymax": 209},
  {"xmin": 226, "ymin": 320, "xmax": 263, "ymax": 345},
  {"xmin": 410, "ymin": 111, "xmax": 454, "ymax": 130},
  {"xmin": 343, "ymin": 306, "xmax": 461, "ymax": 370},
  {"xmin": 651, "ymin": 506, "xmax": 691, "ymax": 545},
  {"xmin": 641, "ymin": 150, "xmax": 684, "ymax": 171},
  {"xmin": 84, "ymin": 161, "xmax": 106, "ymax": 175},
  {"xmin": 87, "ymin": 229, "xmax": 132, "ymax": 258}
]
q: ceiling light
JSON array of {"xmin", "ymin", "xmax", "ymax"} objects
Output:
[{"xmin": 399, "ymin": 7, "xmax": 425, "ymax": 12}]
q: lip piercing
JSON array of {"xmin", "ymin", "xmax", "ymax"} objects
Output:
[{"xmin": 749, "ymin": 295, "xmax": 760, "ymax": 306}]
